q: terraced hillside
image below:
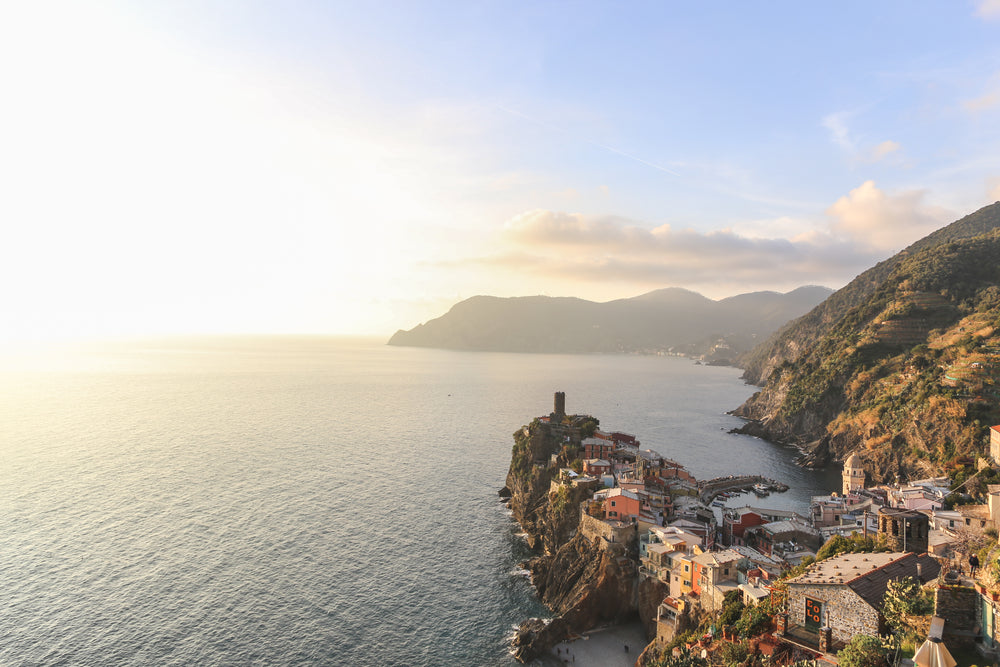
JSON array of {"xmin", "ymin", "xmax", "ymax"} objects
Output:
[{"xmin": 735, "ymin": 225, "xmax": 1000, "ymax": 482}]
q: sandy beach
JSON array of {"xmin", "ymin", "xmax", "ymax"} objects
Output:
[{"xmin": 549, "ymin": 622, "xmax": 648, "ymax": 667}]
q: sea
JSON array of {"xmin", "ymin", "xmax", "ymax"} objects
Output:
[{"xmin": 0, "ymin": 336, "xmax": 841, "ymax": 666}]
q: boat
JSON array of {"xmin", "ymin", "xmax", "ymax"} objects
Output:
[
  {"xmin": 753, "ymin": 483, "xmax": 769, "ymax": 496},
  {"xmin": 712, "ymin": 500, "xmax": 725, "ymax": 507}
]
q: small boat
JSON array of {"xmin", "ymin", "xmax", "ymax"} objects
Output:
[
  {"xmin": 712, "ymin": 500, "xmax": 725, "ymax": 507},
  {"xmin": 753, "ymin": 483, "xmax": 769, "ymax": 496}
]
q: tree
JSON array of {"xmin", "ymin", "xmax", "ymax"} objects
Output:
[
  {"xmin": 882, "ymin": 577, "xmax": 933, "ymax": 630},
  {"xmin": 837, "ymin": 635, "xmax": 890, "ymax": 667}
]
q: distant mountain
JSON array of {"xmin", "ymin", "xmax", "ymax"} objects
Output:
[
  {"xmin": 733, "ymin": 201, "xmax": 1000, "ymax": 482},
  {"xmin": 387, "ymin": 286, "xmax": 833, "ymax": 357}
]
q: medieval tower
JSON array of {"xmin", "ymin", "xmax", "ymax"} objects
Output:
[{"xmin": 553, "ymin": 391, "xmax": 566, "ymax": 418}]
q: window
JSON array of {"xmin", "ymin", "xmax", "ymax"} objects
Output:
[{"xmin": 611, "ymin": 501, "xmax": 617, "ymax": 507}]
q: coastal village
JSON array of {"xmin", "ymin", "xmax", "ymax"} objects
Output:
[{"xmin": 503, "ymin": 393, "xmax": 1000, "ymax": 667}]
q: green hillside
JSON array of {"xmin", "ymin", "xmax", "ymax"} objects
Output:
[
  {"xmin": 739, "ymin": 201, "xmax": 1000, "ymax": 385},
  {"xmin": 735, "ymin": 222, "xmax": 1000, "ymax": 482}
]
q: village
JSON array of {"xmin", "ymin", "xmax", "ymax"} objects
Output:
[{"xmin": 518, "ymin": 392, "xmax": 1000, "ymax": 666}]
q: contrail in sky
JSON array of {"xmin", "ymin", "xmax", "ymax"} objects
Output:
[{"xmin": 496, "ymin": 105, "xmax": 681, "ymax": 177}]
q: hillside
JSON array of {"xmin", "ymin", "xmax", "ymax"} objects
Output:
[
  {"xmin": 739, "ymin": 201, "xmax": 1000, "ymax": 384},
  {"xmin": 387, "ymin": 286, "xmax": 832, "ymax": 356},
  {"xmin": 734, "ymin": 216, "xmax": 1000, "ymax": 482}
]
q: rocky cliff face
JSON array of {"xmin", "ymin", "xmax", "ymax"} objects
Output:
[
  {"xmin": 504, "ymin": 420, "xmax": 587, "ymax": 552},
  {"xmin": 511, "ymin": 534, "xmax": 638, "ymax": 662},
  {"xmin": 502, "ymin": 416, "xmax": 641, "ymax": 663},
  {"xmin": 637, "ymin": 577, "xmax": 670, "ymax": 640}
]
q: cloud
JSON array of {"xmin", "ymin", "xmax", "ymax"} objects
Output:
[
  {"xmin": 869, "ymin": 140, "xmax": 901, "ymax": 162},
  {"xmin": 988, "ymin": 177, "xmax": 1000, "ymax": 202},
  {"xmin": 964, "ymin": 88, "xmax": 1000, "ymax": 112},
  {"xmin": 975, "ymin": 0, "xmax": 1000, "ymax": 19},
  {"xmin": 826, "ymin": 180, "xmax": 953, "ymax": 253},
  {"xmin": 456, "ymin": 209, "xmax": 878, "ymax": 295},
  {"xmin": 822, "ymin": 112, "xmax": 855, "ymax": 152},
  {"xmin": 437, "ymin": 182, "xmax": 957, "ymax": 298},
  {"xmin": 822, "ymin": 113, "xmax": 902, "ymax": 163}
]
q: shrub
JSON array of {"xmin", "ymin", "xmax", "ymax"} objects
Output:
[{"xmin": 838, "ymin": 635, "xmax": 890, "ymax": 667}]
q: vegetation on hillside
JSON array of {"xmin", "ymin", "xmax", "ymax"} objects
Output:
[
  {"xmin": 737, "ymin": 215, "xmax": 1000, "ymax": 481},
  {"xmin": 739, "ymin": 201, "xmax": 1000, "ymax": 385}
]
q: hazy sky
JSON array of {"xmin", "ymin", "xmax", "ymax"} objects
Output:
[{"xmin": 3, "ymin": 1, "xmax": 1000, "ymax": 340}]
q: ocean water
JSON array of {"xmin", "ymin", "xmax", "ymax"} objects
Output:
[{"xmin": 0, "ymin": 337, "xmax": 840, "ymax": 666}]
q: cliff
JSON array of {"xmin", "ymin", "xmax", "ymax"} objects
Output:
[
  {"xmin": 734, "ymin": 212, "xmax": 1000, "ymax": 482},
  {"xmin": 389, "ymin": 286, "xmax": 831, "ymax": 356},
  {"xmin": 502, "ymin": 415, "xmax": 642, "ymax": 662}
]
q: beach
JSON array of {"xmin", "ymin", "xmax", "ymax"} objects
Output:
[{"xmin": 549, "ymin": 622, "xmax": 648, "ymax": 667}]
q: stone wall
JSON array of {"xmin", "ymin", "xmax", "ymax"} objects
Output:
[
  {"xmin": 579, "ymin": 511, "xmax": 638, "ymax": 546},
  {"xmin": 934, "ymin": 586, "xmax": 979, "ymax": 646},
  {"xmin": 786, "ymin": 583, "xmax": 880, "ymax": 645}
]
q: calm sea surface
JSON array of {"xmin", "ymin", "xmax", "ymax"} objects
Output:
[{"xmin": 0, "ymin": 337, "xmax": 840, "ymax": 666}]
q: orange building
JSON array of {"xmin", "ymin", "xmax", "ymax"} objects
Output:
[{"xmin": 600, "ymin": 488, "xmax": 642, "ymax": 521}]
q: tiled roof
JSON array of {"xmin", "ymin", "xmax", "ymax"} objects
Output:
[
  {"xmin": 847, "ymin": 553, "xmax": 940, "ymax": 608},
  {"xmin": 787, "ymin": 552, "xmax": 940, "ymax": 609}
]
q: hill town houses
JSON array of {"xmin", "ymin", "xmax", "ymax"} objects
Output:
[{"xmin": 536, "ymin": 392, "xmax": 1000, "ymax": 664}]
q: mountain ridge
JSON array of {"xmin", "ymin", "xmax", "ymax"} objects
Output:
[{"xmin": 387, "ymin": 286, "xmax": 833, "ymax": 356}]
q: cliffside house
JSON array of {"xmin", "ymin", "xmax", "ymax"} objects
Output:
[
  {"xmin": 640, "ymin": 526, "xmax": 703, "ymax": 564},
  {"xmin": 582, "ymin": 458, "xmax": 611, "ymax": 476},
  {"xmin": 635, "ymin": 522, "xmax": 703, "ymax": 597},
  {"xmin": 610, "ymin": 431, "xmax": 638, "ymax": 448},
  {"xmin": 595, "ymin": 487, "xmax": 642, "ymax": 521},
  {"xmin": 655, "ymin": 596, "xmax": 688, "ymax": 644},
  {"xmin": 582, "ymin": 437, "xmax": 614, "ymax": 460},
  {"xmin": 783, "ymin": 551, "xmax": 940, "ymax": 647},
  {"xmin": 691, "ymin": 549, "xmax": 746, "ymax": 611}
]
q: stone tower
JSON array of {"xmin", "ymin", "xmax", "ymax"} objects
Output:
[
  {"xmin": 878, "ymin": 507, "xmax": 929, "ymax": 553},
  {"xmin": 554, "ymin": 392, "xmax": 566, "ymax": 418},
  {"xmin": 842, "ymin": 452, "xmax": 865, "ymax": 496}
]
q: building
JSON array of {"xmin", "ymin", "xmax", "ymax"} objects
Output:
[
  {"xmin": 582, "ymin": 437, "xmax": 615, "ymax": 460},
  {"xmin": 582, "ymin": 458, "xmax": 611, "ymax": 476},
  {"xmin": 692, "ymin": 549, "xmax": 746, "ymax": 611},
  {"xmin": 744, "ymin": 517, "xmax": 821, "ymax": 557},
  {"xmin": 784, "ymin": 551, "xmax": 940, "ymax": 646},
  {"xmin": 656, "ymin": 597, "xmax": 688, "ymax": 643},
  {"xmin": 722, "ymin": 506, "xmax": 809, "ymax": 547},
  {"xmin": 877, "ymin": 507, "xmax": 929, "ymax": 553},
  {"xmin": 842, "ymin": 452, "xmax": 865, "ymax": 496},
  {"xmin": 595, "ymin": 487, "xmax": 642, "ymax": 521},
  {"xmin": 991, "ymin": 425, "xmax": 1000, "ymax": 464}
]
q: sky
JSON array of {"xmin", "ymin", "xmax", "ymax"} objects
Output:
[{"xmin": 2, "ymin": 1, "xmax": 1000, "ymax": 341}]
